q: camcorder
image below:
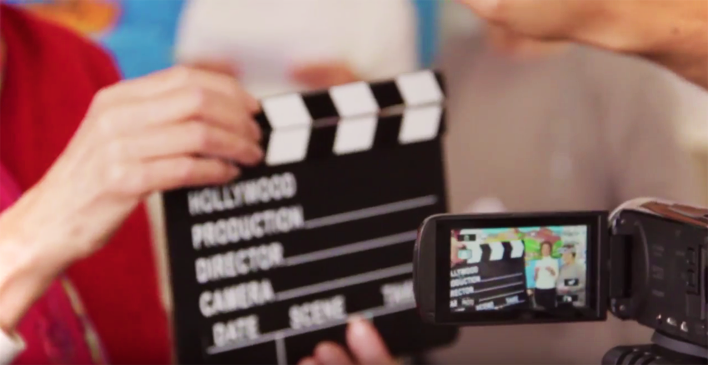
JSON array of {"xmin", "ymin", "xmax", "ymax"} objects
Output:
[{"xmin": 413, "ymin": 198, "xmax": 707, "ymax": 364}]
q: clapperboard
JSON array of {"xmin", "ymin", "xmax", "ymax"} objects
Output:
[
  {"xmin": 451, "ymin": 234, "xmax": 528, "ymax": 312},
  {"xmin": 162, "ymin": 70, "xmax": 458, "ymax": 364}
]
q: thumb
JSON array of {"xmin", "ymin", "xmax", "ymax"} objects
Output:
[{"xmin": 346, "ymin": 317, "xmax": 395, "ymax": 365}]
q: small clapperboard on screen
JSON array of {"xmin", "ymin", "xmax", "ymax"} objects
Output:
[
  {"xmin": 162, "ymin": 70, "xmax": 459, "ymax": 364},
  {"xmin": 452, "ymin": 232, "xmax": 527, "ymax": 311}
]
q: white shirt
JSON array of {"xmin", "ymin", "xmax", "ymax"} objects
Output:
[
  {"xmin": 174, "ymin": 0, "xmax": 419, "ymax": 98},
  {"xmin": 0, "ymin": 329, "xmax": 24, "ymax": 365},
  {"xmin": 534, "ymin": 256, "xmax": 559, "ymax": 289}
]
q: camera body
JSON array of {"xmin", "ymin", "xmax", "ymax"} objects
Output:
[{"xmin": 413, "ymin": 198, "xmax": 707, "ymax": 358}]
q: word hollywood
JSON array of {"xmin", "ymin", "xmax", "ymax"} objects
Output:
[{"xmin": 162, "ymin": 69, "xmax": 458, "ymax": 364}]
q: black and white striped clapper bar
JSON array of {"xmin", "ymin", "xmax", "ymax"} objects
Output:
[
  {"xmin": 451, "ymin": 232, "xmax": 528, "ymax": 311},
  {"xmin": 458, "ymin": 230, "xmax": 525, "ymax": 264},
  {"xmin": 161, "ymin": 70, "xmax": 458, "ymax": 364}
]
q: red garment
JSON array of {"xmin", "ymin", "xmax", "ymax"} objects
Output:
[
  {"xmin": 3, "ymin": 161, "xmax": 106, "ymax": 364},
  {"xmin": 0, "ymin": 5, "xmax": 171, "ymax": 364}
]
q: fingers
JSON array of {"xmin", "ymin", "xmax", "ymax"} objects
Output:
[
  {"xmin": 457, "ymin": 0, "xmax": 502, "ymax": 19},
  {"xmin": 299, "ymin": 357, "xmax": 321, "ymax": 365},
  {"xmin": 314, "ymin": 342, "xmax": 355, "ymax": 365},
  {"xmin": 291, "ymin": 62, "xmax": 359, "ymax": 89},
  {"xmin": 346, "ymin": 317, "xmax": 395, "ymax": 365},
  {"xmin": 110, "ymin": 121, "xmax": 263, "ymax": 166},
  {"xmin": 457, "ymin": 0, "xmax": 588, "ymax": 40},
  {"xmin": 108, "ymin": 157, "xmax": 239, "ymax": 197},
  {"xmin": 94, "ymin": 84, "xmax": 262, "ymax": 142}
]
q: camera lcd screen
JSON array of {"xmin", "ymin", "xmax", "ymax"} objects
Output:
[
  {"xmin": 427, "ymin": 212, "xmax": 607, "ymax": 325},
  {"xmin": 449, "ymin": 225, "xmax": 589, "ymax": 313}
]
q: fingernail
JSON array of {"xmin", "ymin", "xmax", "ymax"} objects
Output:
[
  {"xmin": 299, "ymin": 357, "xmax": 318, "ymax": 365},
  {"xmin": 347, "ymin": 315, "xmax": 373, "ymax": 335}
]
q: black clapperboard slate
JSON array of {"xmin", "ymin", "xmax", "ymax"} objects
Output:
[
  {"xmin": 452, "ymin": 240, "xmax": 528, "ymax": 311},
  {"xmin": 162, "ymin": 70, "xmax": 459, "ymax": 364}
]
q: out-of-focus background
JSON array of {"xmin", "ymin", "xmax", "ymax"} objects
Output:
[
  {"xmin": 12, "ymin": 0, "xmax": 707, "ymax": 363},
  {"xmin": 12, "ymin": 0, "xmax": 705, "ymax": 205}
]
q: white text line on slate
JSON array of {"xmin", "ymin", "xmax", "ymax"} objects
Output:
[
  {"xmin": 450, "ymin": 280, "xmax": 526, "ymax": 299},
  {"xmin": 275, "ymin": 333, "xmax": 287, "ymax": 365},
  {"xmin": 283, "ymin": 230, "xmax": 417, "ymax": 267},
  {"xmin": 194, "ymin": 230, "xmax": 417, "ymax": 285},
  {"xmin": 206, "ymin": 302, "xmax": 417, "ymax": 355},
  {"xmin": 275, "ymin": 263, "xmax": 413, "ymax": 302},
  {"xmin": 479, "ymin": 290, "xmax": 527, "ymax": 304},
  {"xmin": 304, "ymin": 195, "xmax": 437, "ymax": 229},
  {"xmin": 450, "ymin": 272, "xmax": 523, "ymax": 288}
]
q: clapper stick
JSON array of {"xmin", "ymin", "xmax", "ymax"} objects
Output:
[
  {"xmin": 254, "ymin": 70, "xmax": 446, "ymax": 166},
  {"xmin": 162, "ymin": 69, "xmax": 458, "ymax": 365}
]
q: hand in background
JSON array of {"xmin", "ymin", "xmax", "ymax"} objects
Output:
[
  {"xmin": 299, "ymin": 317, "xmax": 398, "ymax": 365},
  {"xmin": 291, "ymin": 61, "xmax": 360, "ymax": 90},
  {"xmin": 458, "ymin": 0, "xmax": 708, "ymax": 89}
]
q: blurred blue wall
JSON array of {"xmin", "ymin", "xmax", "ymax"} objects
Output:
[{"xmin": 414, "ymin": 0, "xmax": 439, "ymax": 68}]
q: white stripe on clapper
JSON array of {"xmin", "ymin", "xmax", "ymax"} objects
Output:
[
  {"xmin": 489, "ymin": 241, "xmax": 504, "ymax": 261},
  {"xmin": 304, "ymin": 195, "xmax": 437, "ymax": 229}
]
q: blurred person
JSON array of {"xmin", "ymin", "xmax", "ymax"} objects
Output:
[
  {"xmin": 174, "ymin": 0, "xmax": 418, "ymax": 98},
  {"xmin": 459, "ymin": 0, "xmax": 708, "ymax": 90},
  {"xmin": 556, "ymin": 244, "xmax": 586, "ymax": 308},
  {"xmin": 0, "ymin": 3, "xmax": 262, "ymax": 364},
  {"xmin": 301, "ymin": 17, "xmax": 702, "ymax": 365},
  {"xmin": 533, "ymin": 241, "xmax": 558, "ymax": 309}
]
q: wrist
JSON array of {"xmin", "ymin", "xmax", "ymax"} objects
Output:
[
  {"xmin": 0, "ymin": 233, "xmax": 62, "ymax": 332},
  {"xmin": 0, "ymin": 190, "xmax": 73, "ymax": 332}
]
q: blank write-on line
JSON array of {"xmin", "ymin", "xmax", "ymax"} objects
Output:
[
  {"xmin": 275, "ymin": 263, "xmax": 412, "ymax": 302},
  {"xmin": 303, "ymin": 195, "xmax": 437, "ymax": 229},
  {"xmin": 283, "ymin": 230, "xmax": 418, "ymax": 267}
]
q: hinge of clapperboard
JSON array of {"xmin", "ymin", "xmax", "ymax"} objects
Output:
[{"xmin": 253, "ymin": 69, "xmax": 447, "ymax": 166}]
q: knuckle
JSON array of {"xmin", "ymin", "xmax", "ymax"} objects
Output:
[
  {"xmin": 105, "ymin": 163, "xmax": 145, "ymax": 196},
  {"xmin": 104, "ymin": 164, "xmax": 131, "ymax": 193},
  {"xmin": 177, "ymin": 158, "xmax": 198, "ymax": 182},
  {"xmin": 233, "ymin": 140, "xmax": 251, "ymax": 158},
  {"xmin": 105, "ymin": 140, "xmax": 127, "ymax": 161},
  {"xmin": 189, "ymin": 123, "xmax": 213, "ymax": 149},
  {"xmin": 184, "ymin": 86, "xmax": 210, "ymax": 114},
  {"xmin": 169, "ymin": 65, "xmax": 195, "ymax": 85},
  {"xmin": 91, "ymin": 87, "xmax": 112, "ymax": 108},
  {"xmin": 95, "ymin": 110, "xmax": 118, "ymax": 136}
]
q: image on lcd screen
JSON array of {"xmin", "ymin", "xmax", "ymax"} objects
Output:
[{"xmin": 449, "ymin": 225, "xmax": 587, "ymax": 312}]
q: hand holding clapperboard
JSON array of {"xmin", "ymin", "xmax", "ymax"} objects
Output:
[{"xmin": 161, "ymin": 70, "xmax": 459, "ymax": 364}]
